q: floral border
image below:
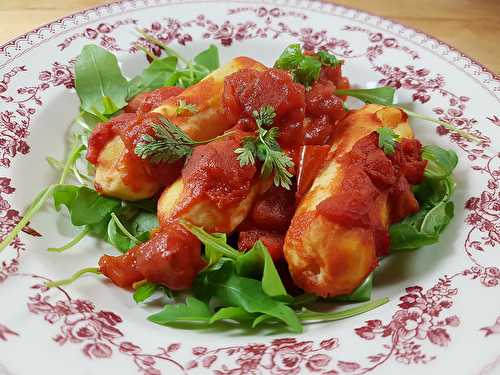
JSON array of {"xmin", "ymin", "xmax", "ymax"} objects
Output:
[{"xmin": 0, "ymin": 1, "xmax": 499, "ymax": 374}]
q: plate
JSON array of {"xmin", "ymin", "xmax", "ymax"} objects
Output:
[{"xmin": 0, "ymin": 1, "xmax": 499, "ymax": 374}]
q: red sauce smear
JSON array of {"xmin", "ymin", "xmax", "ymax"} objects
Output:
[
  {"xmin": 295, "ymin": 145, "xmax": 331, "ymax": 202},
  {"xmin": 87, "ymin": 87, "xmax": 185, "ymax": 192},
  {"xmin": 99, "ymin": 224, "xmax": 205, "ymax": 289},
  {"xmin": 317, "ymin": 132, "xmax": 426, "ymax": 257}
]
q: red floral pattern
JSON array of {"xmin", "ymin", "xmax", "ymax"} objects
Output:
[
  {"xmin": 481, "ymin": 316, "xmax": 500, "ymax": 337},
  {"xmin": 0, "ymin": 324, "xmax": 18, "ymax": 341},
  {"xmin": 0, "ymin": 2, "xmax": 498, "ymax": 374}
]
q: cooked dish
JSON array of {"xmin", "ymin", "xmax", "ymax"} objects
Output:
[{"xmin": 0, "ymin": 37, "xmax": 466, "ymax": 332}]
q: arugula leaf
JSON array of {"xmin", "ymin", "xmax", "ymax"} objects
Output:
[
  {"xmin": 422, "ymin": 145, "xmax": 458, "ymax": 178},
  {"xmin": 133, "ymin": 281, "xmax": 158, "ymax": 303},
  {"xmin": 376, "ymin": 127, "xmax": 400, "ymax": 155},
  {"xmin": 53, "ymin": 185, "xmax": 79, "ymax": 210},
  {"xmin": 330, "ymin": 274, "xmax": 373, "ymax": 302},
  {"xmin": 297, "ymin": 297, "xmax": 389, "ymax": 322},
  {"xmin": 209, "ymin": 307, "xmax": 255, "ymax": 324},
  {"xmin": 107, "ymin": 215, "xmax": 136, "ymax": 252},
  {"xmin": 204, "ymin": 233, "xmax": 227, "ymax": 269},
  {"xmin": 316, "ymin": 50, "xmax": 343, "ymax": 67},
  {"xmin": 127, "ymin": 56, "xmax": 178, "ymax": 99},
  {"xmin": 194, "ymin": 262, "xmax": 302, "ymax": 333},
  {"xmin": 334, "ymin": 87, "xmax": 395, "ymax": 106},
  {"xmin": 295, "ymin": 56, "xmax": 321, "ymax": 88},
  {"xmin": 75, "ymin": 44, "xmax": 128, "ymax": 117},
  {"xmin": 390, "ymin": 176, "xmax": 455, "ymax": 250},
  {"xmin": 68, "ymin": 187, "xmax": 121, "ymax": 226},
  {"xmin": 148, "ymin": 296, "xmax": 212, "ymax": 325},
  {"xmin": 181, "ymin": 219, "xmax": 241, "ymax": 259},
  {"xmin": 236, "ymin": 240, "xmax": 288, "ymax": 298},
  {"xmin": 128, "ymin": 211, "xmax": 158, "ymax": 236},
  {"xmin": 193, "ymin": 44, "xmax": 220, "ymax": 72},
  {"xmin": 274, "ymin": 44, "xmax": 303, "ymax": 70}
]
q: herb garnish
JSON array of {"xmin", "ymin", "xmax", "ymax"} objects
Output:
[
  {"xmin": 134, "ymin": 115, "xmax": 229, "ymax": 164},
  {"xmin": 176, "ymin": 99, "xmax": 198, "ymax": 116},
  {"xmin": 376, "ymin": 127, "xmax": 400, "ymax": 155},
  {"xmin": 274, "ymin": 44, "xmax": 343, "ymax": 87},
  {"xmin": 234, "ymin": 106, "xmax": 294, "ymax": 189}
]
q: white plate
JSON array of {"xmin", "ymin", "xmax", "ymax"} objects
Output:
[{"xmin": 0, "ymin": 1, "xmax": 499, "ymax": 374}]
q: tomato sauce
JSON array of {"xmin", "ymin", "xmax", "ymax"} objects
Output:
[
  {"xmin": 87, "ymin": 88, "xmax": 184, "ymax": 192},
  {"xmin": 99, "ymin": 224, "xmax": 205, "ymax": 290},
  {"xmin": 238, "ymin": 229, "xmax": 285, "ymax": 262},
  {"xmin": 125, "ymin": 86, "xmax": 184, "ymax": 114},
  {"xmin": 317, "ymin": 132, "xmax": 426, "ymax": 256},
  {"xmin": 295, "ymin": 145, "xmax": 331, "ymax": 201}
]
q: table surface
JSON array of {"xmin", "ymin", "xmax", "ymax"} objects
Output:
[{"xmin": 0, "ymin": 0, "xmax": 499, "ymax": 74}]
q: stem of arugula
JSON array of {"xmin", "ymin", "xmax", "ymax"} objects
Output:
[
  {"xmin": 0, "ymin": 140, "xmax": 84, "ymax": 253},
  {"xmin": 45, "ymin": 267, "xmax": 101, "ymax": 288},
  {"xmin": 137, "ymin": 29, "xmax": 189, "ymax": 65},
  {"xmin": 59, "ymin": 143, "xmax": 86, "ymax": 185},
  {"xmin": 133, "ymin": 43, "xmax": 157, "ymax": 61},
  {"xmin": 401, "ymin": 108, "xmax": 480, "ymax": 142},
  {"xmin": 180, "ymin": 219, "xmax": 241, "ymax": 259},
  {"xmin": 47, "ymin": 227, "xmax": 91, "ymax": 253},
  {"xmin": 298, "ymin": 297, "xmax": 389, "ymax": 322},
  {"xmin": 0, "ymin": 185, "xmax": 57, "ymax": 253},
  {"xmin": 111, "ymin": 213, "xmax": 139, "ymax": 243}
]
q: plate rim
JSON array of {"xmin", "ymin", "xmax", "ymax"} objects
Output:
[{"xmin": 0, "ymin": 0, "xmax": 499, "ymax": 88}]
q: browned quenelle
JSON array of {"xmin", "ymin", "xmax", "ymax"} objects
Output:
[{"xmin": 284, "ymin": 105, "xmax": 426, "ymax": 298}]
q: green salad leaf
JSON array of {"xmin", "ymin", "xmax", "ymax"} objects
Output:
[
  {"xmin": 331, "ymin": 273, "xmax": 373, "ymax": 302},
  {"xmin": 75, "ymin": 45, "xmax": 129, "ymax": 118},
  {"xmin": 274, "ymin": 43, "xmax": 341, "ymax": 87},
  {"xmin": 149, "ymin": 296, "xmax": 212, "ymax": 324},
  {"xmin": 422, "ymin": 145, "xmax": 458, "ymax": 178},
  {"xmin": 390, "ymin": 145, "xmax": 457, "ymax": 251},
  {"xmin": 127, "ymin": 56, "xmax": 178, "ymax": 99},
  {"xmin": 236, "ymin": 240, "xmax": 289, "ymax": 298},
  {"xmin": 334, "ymin": 87, "xmax": 396, "ymax": 106},
  {"xmin": 133, "ymin": 281, "xmax": 159, "ymax": 304},
  {"xmin": 209, "ymin": 306, "xmax": 256, "ymax": 324},
  {"xmin": 193, "ymin": 261, "xmax": 303, "ymax": 333}
]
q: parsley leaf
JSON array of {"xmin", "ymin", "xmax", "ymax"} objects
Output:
[
  {"xmin": 252, "ymin": 106, "xmax": 276, "ymax": 128},
  {"xmin": 234, "ymin": 106, "xmax": 294, "ymax": 189},
  {"xmin": 176, "ymin": 99, "xmax": 198, "ymax": 116},
  {"xmin": 134, "ymin": 116, "xmax": 196, "ymax": 163},
  {"xmin": 134, "ymin": 115, "xmax": 230, "ymax": 164},
  {"xmin": 376, "ymin": 127, "xmax": 400, "ymax": 155},
  {"xmin": 274, "ymin": 44, "xmax": 334, "ymax": 87},
  {"xmin": 235, "ymin": 137, "xmax": 257, "ymax": 167}
]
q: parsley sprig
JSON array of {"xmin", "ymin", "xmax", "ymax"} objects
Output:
[
  {"xmin": 134, "ymin": 115, "xmax": 227, "ymax": 164},
  {"xmin": 376, "ymin": 127, "xmax": 400, "ymax": 155},
  {"xmin": 176, "ymin": 99, "xmax": 198, "ymax": 116},
  {"xmin": 234, "ymin": 106, "xmax": 294, "ymax": 189}
]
